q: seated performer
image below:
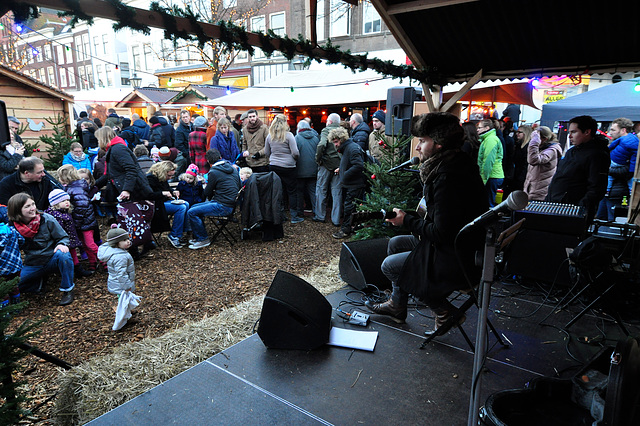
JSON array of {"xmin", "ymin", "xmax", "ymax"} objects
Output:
[{"xmin": 365, "ymin": 112, "xmax": 488, "ymax": 334}]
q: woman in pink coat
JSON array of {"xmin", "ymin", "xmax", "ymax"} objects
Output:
[{"xmin": 523, "ymin": 126, "xmax": 564, "ymax": 201}]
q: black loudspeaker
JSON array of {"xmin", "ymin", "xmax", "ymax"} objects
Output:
[
  {"xmin": 0, "ymin": 100, "xmax": 10, "ymax": 145},
  {"xmin": 257, "ymin": 270, "xmax": 332, "ymax": 350},
  {"xmin": 385, "ymin": 86, "xmax": 421, "ymax": 136},
  {"xmin": 505, "ymin": 229, "xmax": 580, "ymax": 286},
  {"xmin": 339, "ymin": 238, "xmax": 391, "ymax": 291}
]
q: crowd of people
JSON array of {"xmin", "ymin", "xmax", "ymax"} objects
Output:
[{"xmin": 1, "ymin": 105, "xmax": 638, "ymax": 316}]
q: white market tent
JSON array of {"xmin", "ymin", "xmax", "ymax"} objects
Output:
[{"xmin": 203, "ymin": 65, "xmax": 419, "ymax": 108}]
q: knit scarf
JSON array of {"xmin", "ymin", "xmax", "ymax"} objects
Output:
[
  {"xmin": 419, "ymin": 149, "xmax": 459, "ymax": 186},
  {"xmin": 246, "ymin": 118, "xmax": 264, "ymax": 134},
  {"xmin": 14, "ymin": 214, "xmax": 41, "ymax": 238},
  {"xmin": 71, "ymin": 152, "xmax": 86, "ymax": 162}
]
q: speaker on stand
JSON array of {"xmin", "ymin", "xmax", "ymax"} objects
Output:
[
  {"xmin": 385, "ymin": 86, "xmax": 422, "ymax": 137},
  {"xmin": 257, "ymin": 270, "xmax": 332, "ymax": 350}
]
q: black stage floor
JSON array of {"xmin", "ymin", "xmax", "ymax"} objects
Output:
[{"xmin": 88, "ymin": 279, "xmax": 638, "ymax": 425}]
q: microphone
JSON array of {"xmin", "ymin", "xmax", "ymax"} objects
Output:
[
  {"xmin": 467, "ymin": 190, "xmax": 529, "ymax": 228},
  {"xmin": 388, "ymin": 156, "xmax": 420, "ymax": 172}
]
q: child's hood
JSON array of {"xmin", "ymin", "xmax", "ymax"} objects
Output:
[{"xmin": 97, "ymin": 244, "xmax": 126, "ymax": 262}]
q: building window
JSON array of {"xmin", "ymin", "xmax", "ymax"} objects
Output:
[
  {"xmin": 93, "ymin": 36, "xmax": 100, "ymax": 58},
  {"xmin": 96, "ymin": 64, "xmax": 104, "ymax": 87},
  {"xmin": 132, "ymin": 45, "xmax": 141, "ymax": 71},
  {"xmin": 78, "ymin": 66, "xmax": 87, "ymax": 89},
  {"xmin": 82, "ymin": 34, "xmax": 90, "ymax": 61},
  {"xmin": 251, "ymin": 16, "xmax": 266, "ymax": 59},
  {"xmin": 102, "ymin": 34, "xmax": 109, "ymax": 55},
  {"xmin": 44, "ymin": 44, "xmax": 52, "ymax": 61},
  {"xmin": 363, "ymin": 2, "xmax": 381, "ymax": 34},
  {"xmin": 38, "ymin": 68, "xmax": 46, "ymax": 84},
  {"xmin": 316, "ymin": 0, "xmax": 325, "ymax": 41},
  {"xmin": 67, "ymin": 67, "xmax": 76, "ymax": 87},
  {"xmin": 120, "ymin": 61, "xmax": 130, "ymax": 85},
  {"xmin": 330, "ymin": 0, "xmax": 350, "ymax": 37},
  {"xmin": 56, "ymin": 45, "xmax": 64, "ymax": 64},
  {"xmin": 36, "ymin": 48, "xmax": 42, "ymax": 62},
  {"xmin": 144, "ymin": 44, "xmax": 153, "ymax": 69},
  {"xmin": 75, "ymin": 36, "xmax": 83, "ymax": 61},
  {"xmin": 47, "ymin": 67, "xmax": 55, "ymax": 86},
  {"xmin": 270, "ymin": 12, "xmax": 285, "ymax": 36},
  {"xmin": 85, "ymin": 65, "xmax": 94, "ymax": 89},
  {"xmin": 59, "ymin": 68, "xmax": 67, "ymax": 87},
  {"xmin": 65, "ymin": 44, "xmax": 73, "ymax": 63},
  {"xmin": 105, "ymin": 64, "xmax": 113, "ymax": 86}
]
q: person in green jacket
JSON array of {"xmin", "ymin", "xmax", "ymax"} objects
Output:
[{"xmin": 476, "ymin": 119, "xmax": 504, "ymax": 207}]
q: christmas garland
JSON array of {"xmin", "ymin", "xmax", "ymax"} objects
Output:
[{"xmin": 7, "ymin": 0, "xmax": 447, "ymax": 87}]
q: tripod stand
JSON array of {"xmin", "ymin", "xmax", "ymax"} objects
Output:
[{"xmin": 468, "ymin": 217, "xmax": 524, "ymax": 426}]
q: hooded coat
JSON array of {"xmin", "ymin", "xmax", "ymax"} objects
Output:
[
  {"xmin": 98, "ymin": 244, "xmax": 135, "ymax": 295},
  {"xmin": 130, "ymin": 119, "xmax": 151, "ymax": 141},
  {"xmin": 95, "ymin": 137, "xmax": 152, "ymax": 201},
  {"xmin": 65, "ymin": 178, "xmax": 98, "ymax": 231},
  {"xmin": 204, "ymin": 160, "xmax": 241, "ymax": 208},
  {"xmin": 210, "ymin": 129, "xmax": 240, "ymax": 163},
  {"xmin": 523, "ymin": 132, "xmax": 563, "ymax": 201},
  {"xmin": 350, "ymin": 121, "xmax": 371, "ymax": 151},
  {"xmin": 295, "ymin": 128, "xmax": 320, "ymax": 179}
]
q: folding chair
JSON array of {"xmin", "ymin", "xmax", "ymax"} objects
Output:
[{"xmin": 208, "ymin": 187, "xmax": 244, "ymax": 245}]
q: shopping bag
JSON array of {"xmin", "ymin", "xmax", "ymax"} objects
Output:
[{"xmin": 116, "ymin": 201, "xmax": 154, "ymax": 247}]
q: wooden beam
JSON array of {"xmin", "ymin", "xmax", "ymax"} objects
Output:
[
  {"xmin": 370, "ymin": 0, "xmax": 428, "ymax": 69},
  {"xmin": 440, "ymin": 69, "xmax": 482, "ymax": 112},
  {"xmin": 388, "ymin": 0, "xmax": 479, "ymax": 15},
  {"xmin": 421, "ymin": 83, "xmax": 437, "ymax": 112}
]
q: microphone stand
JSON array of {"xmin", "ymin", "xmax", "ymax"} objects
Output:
[{"xmin": 467, "ymin": 217, "xmax": 523, "ymax": 426}]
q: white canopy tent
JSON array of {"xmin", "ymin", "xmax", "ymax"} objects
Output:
[{"xmin": 203, "ymin": 65, "xmax": 420, "ymax": 108}]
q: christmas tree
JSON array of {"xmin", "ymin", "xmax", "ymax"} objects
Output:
[
  {"xmin": 352, "ymin": 130, "xmax": 421, "ymax": 240},
  {"xmin": 38, "ymin": 114, "xmax": 74, "ymax": 170},
  {"xmin": 0, "ymin": 277, "xmax": 44, "ymax": 423}
]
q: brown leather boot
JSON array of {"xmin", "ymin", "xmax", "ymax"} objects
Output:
[
  {"xmin": 364, "ymin": 299, "xmax": 407, "ymax": 323},
  {"xmin": 424, "ymin": 303, "xmax": 465, "ymax": 336}
]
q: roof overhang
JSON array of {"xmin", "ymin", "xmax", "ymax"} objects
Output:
[{"xmin": 371, "ymin": 0, "xmax": 640, "ymax": 84}]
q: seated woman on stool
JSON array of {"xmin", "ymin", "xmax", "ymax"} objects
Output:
[
  {"xmin": 364, "ymin": 112, "xmax": 487, "ymax": 335},
  {"xmin": 8, "ymin": 192, "xmax": 76, "ymax": 305}
]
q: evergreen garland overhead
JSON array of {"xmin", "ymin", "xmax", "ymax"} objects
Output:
[{"xmin": 7, "ymin": 0, "xmax": 447, "ymax": 87}]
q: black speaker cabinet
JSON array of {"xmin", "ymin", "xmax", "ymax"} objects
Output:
[
  {"xmin": 385, "ymin": 86, "xmax": 421, "ymax": 137},
  {"xmin": 505, "ymin": 229, "xmax": 580, "ymax": 286},
  {"xmin": 257, "ymin": 270, "xmax": 332, "ymax": 350},
  {"xmin": 339, "ymin": 238, "xmax": 391, "ymax": 291},
  {"xmin": 0, "ymin": 100, "xmax": 10, "ymax": 145}
]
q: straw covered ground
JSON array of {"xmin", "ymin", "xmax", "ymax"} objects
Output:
[{"xmin": 8, "ymin": 219, "xmax": 344, "ymax": 424}]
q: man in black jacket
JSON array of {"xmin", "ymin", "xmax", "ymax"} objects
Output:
[
  {"xmin": 330, "ymin": 127, "xmax": 366, "ymax": 239},
  {"xmin": 175, "ymin": 109, "xmax": 192, "ymax": 159},
  {"xmin": 545, "ymin": 115, "xmax": 610, "ymax": 222},
  {"xmin": 349, "ymin": 113, "xmax": 371, "ymax": 151},
  {"xmin": 0, "ymin": 157, "xmax": 58, "ymax": 210},
  {"xmin": 365, "ymin": 113, "xmax": 487, "ymax": 335}
]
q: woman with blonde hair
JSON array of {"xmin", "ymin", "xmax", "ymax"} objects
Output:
[
  {"xmin": 265, "ymin": 114, "xmax": 302, "ymax": 223},
  {"xmin": 147, "ymin": 161, "xmax": 189, "ymax": 248},
  {"xmin": 523, "ymin": 126, "xmax": 563, "ymax": 201},
  {"xmin": 512, "ymin": 124, "xmax": 533, "ymax": 191}
]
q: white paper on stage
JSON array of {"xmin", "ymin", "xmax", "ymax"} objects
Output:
[{"xmin": 328, "ymin": 327, "xmax": 378, "ymax": 351}]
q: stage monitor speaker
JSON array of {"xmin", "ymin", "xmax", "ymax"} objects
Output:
[
  {"xmin": 385, "ymin": 87, "xmax": 421, "ymax": 137},
  {"xmin": 504, "ymin": 229, "xmax": 580, "ymax": 286},
  {"xmin": 257, "ymin": 270, "xmax": 332, "ymax": 350},
  {"xmin": 339, "ymin": 238, "xmax": 391, "ymax": 291},
  {"xmin": 0, "ymin": 101, "xmax": 9, "ymax": 145}
]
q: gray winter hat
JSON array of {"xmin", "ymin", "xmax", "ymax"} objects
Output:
[
  {"xmin": 194, "ymin": 116, "xmax": 208, "ymax": 128},
  {"xmin": 106, "ymin": 226, "xmax": 130, "ymax": 247}
]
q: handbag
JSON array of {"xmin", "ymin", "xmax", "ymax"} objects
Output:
[{"xmin": 115, "ymin": 200, "xmax": 155, "ymax": 247}]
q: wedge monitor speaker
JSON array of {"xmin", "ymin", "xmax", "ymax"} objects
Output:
[{"xmin": 257, "ymin": 270, "xmax": 332, "ymax": 350}]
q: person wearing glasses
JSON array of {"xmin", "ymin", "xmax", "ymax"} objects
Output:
[
  {"xmin": 0, "ymin": 157, "xmax": 59, "ymax": 210},
  {"xmin": 476, "ymin": 119, "xmax": 504, "ymax": 207}
]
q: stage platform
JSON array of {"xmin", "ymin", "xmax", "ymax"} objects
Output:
[{"xmin": 88, "ymin": 279, "xmax": 638, "ymax": 425}]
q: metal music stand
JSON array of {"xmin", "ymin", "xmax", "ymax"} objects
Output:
[{"xmin": 468, "ymin": 218, "xmax": 525, "ymax": 426}]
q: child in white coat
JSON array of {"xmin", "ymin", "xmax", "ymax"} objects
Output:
[{"xmin": 97, "ymin": 226, "xmax": 135, "ymax": 295}]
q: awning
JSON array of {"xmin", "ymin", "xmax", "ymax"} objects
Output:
[
  {"xmin": 204, "ymin": 65, "xmax": 419, "ymax": 108},
  {"xmin": 442, "ymin": 82, "xmax": 537, "ymax": 109}
]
